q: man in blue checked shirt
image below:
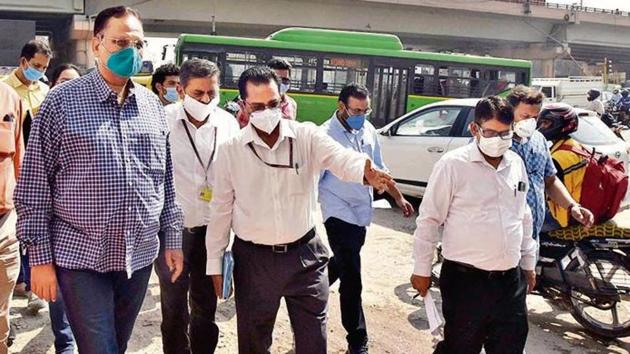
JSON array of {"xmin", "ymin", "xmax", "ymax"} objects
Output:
[
  {"xmin": 318, "ymin": 84, "xmax": 414, "ymax": 354},
  {"xmin": 507, "ymin": 86, "xmax": 593, "ymax": 245},
  {"xmin": 14, "ymin": 6, "xmax": 184, "ymax": 354}
]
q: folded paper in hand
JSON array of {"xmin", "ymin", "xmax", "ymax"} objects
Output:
[
  {"xmin": 222, "ymin": 251, "xmax": 234, "ymax": 300},
  {"xmin": 423, "ymin": 292, "xmax": 444, "ymax": 336}
]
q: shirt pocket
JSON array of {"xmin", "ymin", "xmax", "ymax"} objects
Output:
[
  {"xmin": 130, "ymin": 128, "xmax": 167, "ymax": 180},
  {"xmin": 286, "ymin": 154, "xmax": 310, "ymax": 196},
  {"xmin": 0, "ymin": 121, "xmax": 16, "ymax": 156}
]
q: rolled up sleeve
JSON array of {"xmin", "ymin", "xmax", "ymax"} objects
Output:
[{"xmin": 519, "ymin": 204, "xmax": 537, "ymax": 271}]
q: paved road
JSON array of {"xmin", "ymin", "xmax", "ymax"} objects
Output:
[{"xmin": 8, "ymin": 203, "xmax": 630, "ymax": 353}]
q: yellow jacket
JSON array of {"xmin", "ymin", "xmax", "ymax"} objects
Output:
[{"xmin": 548, "ymin": 138, "xmax": 588, "ymax": 227}]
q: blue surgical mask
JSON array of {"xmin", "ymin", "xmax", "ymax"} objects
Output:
[
  {"xmin": 106, "ymin": 47, "xmax": 143, "ymax": 78},
  {"xmin": 280, "ymin": 83, "xmax": 290, "ymax": 95},
  {"xmin": 346, "ymin": 114, "xmax": 366, "ymax": 130},
  {"xmin": 23, "ymin": 65, "xmax": 44, "ymax": 82},
  {"xmin": 164, "ymin": 87, "xmax": 179, "ymax": 103}
]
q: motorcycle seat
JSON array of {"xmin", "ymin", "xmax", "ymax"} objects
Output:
[{"xmin": 547, "ymin": 209, "xmax": 630, "ymax": 241}]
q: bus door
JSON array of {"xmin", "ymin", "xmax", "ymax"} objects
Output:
[{"xmin": 371, "ymin": 63, "xmax": 410, "ymax": 128}]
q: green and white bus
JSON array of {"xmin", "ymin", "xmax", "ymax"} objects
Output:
[{"xmin": 175, "ymin": 27, "xmax": 531, "ymax": 127}]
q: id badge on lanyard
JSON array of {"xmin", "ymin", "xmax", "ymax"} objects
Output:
[
  {"xmin": 182, "ymin": 120, "xmax": 217, "ymax": 203},
  {"xmin": 199, "ymin": 185, "xmax": 213, "ymax": 202}
]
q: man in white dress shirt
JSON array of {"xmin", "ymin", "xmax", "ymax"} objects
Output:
[
  {"xmin": 410, "ymin": 96, "xmax": 537, "ymax": 354},
  {"xmin": 155, "ymin": 58, "xmax": 240, "ymax": 354},
  {"xmin": 205, "ymin": 66, "xmax": 393, "ymax": 354}
]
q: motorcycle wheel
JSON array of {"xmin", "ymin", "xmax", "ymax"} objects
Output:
[{"xmin": 567, "ymin": 250, "xmax": 630, "ymax": 338}]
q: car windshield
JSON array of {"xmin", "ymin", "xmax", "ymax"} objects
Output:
[{"xmin": 571, "ymin": 115, "xmax": 620, "ymax": 146}]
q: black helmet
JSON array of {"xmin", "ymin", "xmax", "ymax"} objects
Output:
[
  {"xmin": 622, "ymin": 89, "xmax": 629, "ymax": 98},
  {"xmin": 614, "ymin": 89, "xmax": 620, "ymax": 94},
  {"xmin": 537, "ymin": 103, "xmax": 578, "ymax": 141},
  {"xmin": 587, "ymin": 88, "xmax": 601, "ymax": 101}
]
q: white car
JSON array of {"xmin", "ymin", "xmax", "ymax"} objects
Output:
[{"xmin": 378, "ymin": 99, "xmax": 630, "ymax": 199}]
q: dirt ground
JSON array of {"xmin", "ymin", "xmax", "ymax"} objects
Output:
[{"xmin": 8, "ymin": 204, "xmax": 630, "ymax": 353}]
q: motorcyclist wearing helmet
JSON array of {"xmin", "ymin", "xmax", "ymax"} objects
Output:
[
  {"xmin": 507, "ymin": 86, "xmax": 593, "ymax": 240},
  {"xmin": 537, "ymin": 103, "xmax": 594, "ymax": 228},
  {"xmin": 585, "ymin": 88, "xmax": 604, "ymax": 116}
]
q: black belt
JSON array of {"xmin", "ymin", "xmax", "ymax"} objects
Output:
[
  {"xmin": 237, "ymin": 228, "xmax": 316, "ymax": 254},
  {"xmin": 184, "ymin": 225, "xmax": 206, "ymax": 234},
  {"xmin": 444, "ymin": 259, "xmax": 517, "ymax": 279}
]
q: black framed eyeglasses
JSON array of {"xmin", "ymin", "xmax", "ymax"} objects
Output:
[{"xmin": 476, "ymin": 123, "xmax": 513, "ymax": 140}]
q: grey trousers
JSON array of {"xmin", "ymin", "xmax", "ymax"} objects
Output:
[{"xmin": 233, "ymin": 232, "xmax": 330, "ymax": 354}]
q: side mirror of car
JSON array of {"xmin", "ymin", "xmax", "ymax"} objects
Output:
[{"xmin": 381, "ymin": 126, "xmax": 395, "ymax": 136}]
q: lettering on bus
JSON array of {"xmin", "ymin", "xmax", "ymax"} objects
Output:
[{"xmin": 323, "ymin": 57, "xmax": 368, "ymax": 94}]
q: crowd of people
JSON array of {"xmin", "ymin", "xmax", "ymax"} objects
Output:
[{"xmin": 0, "ymin": 4, "xmax": 621, "ymax": 354}]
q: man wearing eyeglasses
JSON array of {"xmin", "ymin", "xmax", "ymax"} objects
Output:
[
  {"xmin": 14, "ymin": 6, "xmax": 183, "ymax": 354},
  {"xmin": 318, "ymin": 83, "xmax": 413, "ymax": 354},
  {"xmin": 206, "ymin": 66, "xmax": 394, "ymax": 354},
  {"xmin": 410, "ymin": 96, "xmax": 537, "ymax": 354},
  {"xmin": 235, "ymin": 58, "xmax": 297, "ymax": 128},
  {"xmin": 156, "ymin": 58, "xmax": 240, "ymax": 354}
]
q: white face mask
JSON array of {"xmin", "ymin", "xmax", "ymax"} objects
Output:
[
  {"xmin": 477, "ymin": 135, "xmax": 512, "ymax": 158},
  {"xmin": 514, "ymin": 118, "xmax": 537, "ymax": 138},
  {"xmin": 250, "ymin": 108, "xmax": 282, "ymax": 134},
  {"xmin": 183, "ymin": 94, "xmax": 219, "ymax": 122}
]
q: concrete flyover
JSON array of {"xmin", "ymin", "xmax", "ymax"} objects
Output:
[
  {"xmin": 78, "ymin": 0, "xmax": 630, "ymax": 77},
  {"xmin": 1, "ymin": 0, "xmax": 629, "ymax": 77}
]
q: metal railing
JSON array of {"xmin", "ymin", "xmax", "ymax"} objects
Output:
[
  {"xmin": 546, "ymin": 2, "xmax": 629, "ymax": 17},
  {"xmin": 495, "ymin": 0, "xmax": 629, "ymax": 17}
]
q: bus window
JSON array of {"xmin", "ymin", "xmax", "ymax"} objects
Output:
[
  {"xmin": 322, "ymin": 57, "xmax": 368, "ymax": 94},
  {"xmin": 223, "ymin": 51, "xmax": 267, "ymax": 87},
  {"xmin": 449, "ymin": 67, "xmax": 471, "ymax": 98},
  {"xmin": 470, "ymin": 69, "xmax": 481, "ymax": 97},
  {"xmin": 181, "ymin": 52, "xmax": 219, "ymax": 65},
  {"xmin": 412, "ymin": 64, "xmax": 435, "ymax": 95},
  {"xmin": 495, "ymin": 70, "xmax": 516, "ymax": 92},
  {"xmin": 499, "ymin": 70, "xmax": 516, "ymax": 83},
  {"xmin": 272, "ymin": 55, "xmax": 318, "ymax": 92},
  {"xmin": 480, "ymin": 69, "xmax": 518, "ymax": 96},
  {"xmin": 438, "ymin": 66, "xmax": 448, "ymax": 96}
]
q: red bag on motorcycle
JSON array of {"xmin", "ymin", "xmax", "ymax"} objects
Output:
[{"xmin": 557, "ymin": 144, "xmax": 629, "ymax": 224}]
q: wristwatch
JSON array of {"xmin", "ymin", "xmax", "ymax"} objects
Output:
[{"xmin": 568, "ymin": 203, "xmax": 581, "ymax": 213}]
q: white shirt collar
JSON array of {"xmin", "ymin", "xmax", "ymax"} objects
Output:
[{"xmin": 241, "ymin": 119, "xmax": 297, "ymax": 151}]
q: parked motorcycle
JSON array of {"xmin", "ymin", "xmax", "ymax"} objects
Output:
[{"xmin": 430, "ymin": 230, "xmax": 630, "ymax": 339}]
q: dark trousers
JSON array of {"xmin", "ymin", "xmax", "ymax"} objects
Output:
[
  {"xmin": 16, "ymin": 249, "xmax": 30, "ymax": 291},
  {"xmin": 324, "ymin": 217, "xmax": 368, "ymax": 347},
  {"xmin": 435, "ymin": 260, "xmax": 529, "ymax": 354},
  {"xmin": 232, "ymin": 232, "xmax": 329, "ymax": 354},
  {"xmin": 56, "ymin": 264, "xmax": 152, "ymax": 354},
  {"xmin": 49, "ymin": 289, "xmax": 75, "ymax": 354},
  {"xmin": 155, "ymin": 226, "xmax": 219, "ymax": 354}
]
